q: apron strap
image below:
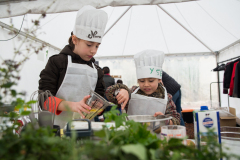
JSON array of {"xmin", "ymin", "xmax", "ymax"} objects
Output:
[
  {"xmin": 67, "ymin": 55, "xmax": 72, "ymax": 67},
  {"xmin": 92, "ymin": 62, "xmax": 96, "ymax": 70},
  {"xmin": 68, "ymin": 55, "xmax": 96, "ymax": 71},
  {"xmin": 163, "ymin": 86, "xmax": 168, "ymax": 101},
  {"xmin": 132, "ymin": 87, "xmax": 140, "ymax": 94},
  {"xmin": 132, "ymin": 85, "xmax": 168, "ymax": 101}
]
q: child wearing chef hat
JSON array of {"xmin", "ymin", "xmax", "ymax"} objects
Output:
[
  {"xmin": 106, "ymin": 50, "xmax": 180, "ymax": 125},
  {"xmin": 38, "ymin": 5, "xmax": 129, "ymax": 128}
]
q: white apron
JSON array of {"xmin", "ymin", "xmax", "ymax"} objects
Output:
[
  {"xmin": 55, "ymin": 55, "xmax": 98, "ymax": 128},
  {"xmin": 127, "ymin": 86, "xmax": 168, "ymax": 115}
]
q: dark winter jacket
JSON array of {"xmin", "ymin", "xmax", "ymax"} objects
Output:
[
  {"xmin": 103, "ymin": 74, "xmax": 115, "ymax": 89},
  {"xmin": 223, "ymin": 58, "xmax": 240, "ymax": 94},
  {"xmin": 162, "ymin": 71, "xmax": 181, "ymax": 96},
  {"xmin": 223, "ymin": 62, "xmax": 234, "ymax": 90},
  {"xmin": 233, "ymin": 62, "xmax": 240, "ymax": 98},
  {"xmin": 38, "ymin": 45, "xmax": 105, "ymax": 97}
]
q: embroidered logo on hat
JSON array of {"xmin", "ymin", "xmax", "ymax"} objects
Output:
[{"xmin": 88, "ymin": 31, "xmax": 101, "ymax": 39}]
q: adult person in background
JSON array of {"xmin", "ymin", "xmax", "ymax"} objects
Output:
[
  {"xmin": 103, "ymin": 67, "xmax": 115, "ymax": 89},
  {"xmin": 162, "ymin": 71, "xmax": 185, "ymax": 126},
  {"xmin": 103, "ymin": 66, "xmax": 126, "ymax": 114},
  {"xmin": 117, "ymin": 79, "xmax": 123, "ymax": 84}
]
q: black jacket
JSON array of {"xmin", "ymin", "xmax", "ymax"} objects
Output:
[
  {"xmin": 103, "ymin": 75, "xmax": 115, "ymax": 89},
  {"xmin": 162, "ymin": 71, "xmax": 181, "ymax": 96},
  {"xmin": 38, "ymin": 45, "xmax": 105, "ymax": 97},
  {"xmin": 223, "ymin": 59, "xmax": 240, "ymax": 90},
  {"xmin": 233, "ymin": 62, "xmax": 240, "ymax": 98},
  {"xmin": 223, "ymin": 62, "xmax": 234, "ymax": 89}
]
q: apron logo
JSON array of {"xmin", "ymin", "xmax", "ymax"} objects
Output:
[{"xmin": 88, "ymin": 31, "xmax": 101, "ymax": 39}]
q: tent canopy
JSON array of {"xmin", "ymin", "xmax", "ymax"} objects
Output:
[
  {"xmin": 1, "ymin": 0, "xmax": 240, "ymax": 109},
  {"xmin": 0, "ymin": 0, "xmax": 239, "ymax": 58},
  {"xmin": 0, "ymin": 0, "xmax": 194, "ymax": 18}
]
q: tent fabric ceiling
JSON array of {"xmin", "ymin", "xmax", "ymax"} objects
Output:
[
  {"xmin": 1, "ymin": 0, "xmax": 240, "ymax": 109},
  {"xmin": 0, "ymin": 0, "xmax": 194, "ymax": 18},
  {"xmin": 0, "ymin": 0, "xmax": 240, "ymax": 58}
]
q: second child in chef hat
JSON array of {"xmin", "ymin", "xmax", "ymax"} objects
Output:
[
  {"xmin": 129, "ymin": 50, "xmax": 180, "ymax": 125},
  {"xmin": 134, "ymin": 49, "xmax": 165, "ymax": 95}
]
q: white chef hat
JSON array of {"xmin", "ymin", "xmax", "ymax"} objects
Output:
[
  {"xmin": 134, "ymin": 50, "xmax": 165, "ymax": 79},
  {"xmin": 73, "ymin": 5, "xmax": 108, "ymax": 43}
]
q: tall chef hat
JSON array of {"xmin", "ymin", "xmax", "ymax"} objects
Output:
[
  {"xmin": 134, "ymin": 50, "xmax": 165, "ymax": 79},
  {"xmin": 73, "ymin": 5, "xmax": 108, "ymax": 43}
]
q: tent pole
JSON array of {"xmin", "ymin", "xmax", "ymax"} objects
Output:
[
  {"xmin": 157, "ymin": 4, "xmax": 215, "ymax": 54},
  {"xmin": 218, "ymin": 39, "xmax": 240, "ymax": 53},
  {"xmin": 104, "ymin": 6, "xmax": 132, "ymax": 37},
  {"xmin": 95, "ymin": 52, "xmax": 213, "ymax": 60},
  {"xmin": 0, "ymin": 21, "xmax": 61, "ymax": 51},
  {"xmin": 215, "ymin": 51, "xmax": 221, "ymax": 107}
]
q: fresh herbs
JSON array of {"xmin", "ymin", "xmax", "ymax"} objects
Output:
[{"xmin": 0, "ymin": 106, "xmax": 240, "ymax": 160}]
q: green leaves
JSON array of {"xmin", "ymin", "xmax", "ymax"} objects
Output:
[
  {"xmin": 121, "ymin": 144, "xmax": 147, "ymax": 160},
  {"xmin": 26, "ymin": 100, "xmax": 37, "ymax": 105},
  {"xmin": 10, "ymin": 90, "xmax": 17, "ymax": 97},
  {"xmin": 20, "ymin": 111, "xmax": 31, "ymax": 116},
  {"xmin": 0, "ymin": 123, "xmax": 73, "ymax": 160},
  {"xmin": 1, "ymin": 82, "xmax": 15, "ymax": 88},
  {"xmin": 1, "ymin": 103, "xmax": 240, "ymax": 160}
]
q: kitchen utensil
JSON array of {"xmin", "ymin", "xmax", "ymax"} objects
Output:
[
  {"xmin": 127, "ymin": 115, "xmax": 172, "ymax": 137},
  {"xmin": 82, "ymin": 90, "xmax": 114, "ymax": 120},
  {"xmin": 161, "ymin": 125, "xmax": 187, "ymax": 144}
]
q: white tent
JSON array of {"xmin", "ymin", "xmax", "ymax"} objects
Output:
[{"xmin": 0, "ymin": 0, "xmax": 240, "ymax": 116}]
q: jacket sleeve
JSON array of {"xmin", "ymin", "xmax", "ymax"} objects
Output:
[
  {"xmin": 165, "ymin": 93, "xmax": 180, "ymax": 125},
  {"xmin": 39, "ymin": 56, "xmax": 61, "ymax": 96},
  {"xmin": 43, "ymin": 97, "xmax": 63, "ymax": 115},
  {"xmin": 38, "ymin": 56, "xmax": 64, "ymax": 113},
  {"xmin": 105, "ymin": 83, "xmax": 131, "ymax": 105}
]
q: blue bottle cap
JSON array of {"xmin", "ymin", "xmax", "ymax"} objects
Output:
[{"xmin": 200, "ymin": 106, "xmax": 208, "ymax": 111}]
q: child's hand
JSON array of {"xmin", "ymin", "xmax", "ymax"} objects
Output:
[
  {"xmin": 116, "ymin": 89, "xmax": 129, "ymax": 110},
  {"xmin": 70, "ymin": 95, "xmax": 91, "ymax": 118},
  {"xmin": 154, "ymin": 112, "xmax": 164, "ymax": 117}
]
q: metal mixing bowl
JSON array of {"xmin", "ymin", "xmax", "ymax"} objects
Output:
[{"xmin": 126, "ymin": 115, "xmax": 172, "ymax": 136}]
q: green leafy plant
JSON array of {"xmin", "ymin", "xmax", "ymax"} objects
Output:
[
  {"xmin": 0, "ymin": 1, "xmax": 57, "ymax": 114},
  {"xmin": 78, "ymin": 106, "xmax": 240, "ymax": 160},
  {"xmin": 1, "ymin": 105, "xmax": 240, "ymax": 160}
]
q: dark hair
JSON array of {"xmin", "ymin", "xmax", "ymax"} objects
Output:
[
  {"xmin": 117, "ymin": 79, "xmax": 123, "ymax": 84},
  {"xmin": 68, "ymin": 32, "xmax": 75, "ymax": 50},
  {"xmin": 103, "ymin": 67, "xmax": 110, "ymax": 74},
  {"xmin": 68, "ymin": 32, "xmax": 81, "ymax": 51}
]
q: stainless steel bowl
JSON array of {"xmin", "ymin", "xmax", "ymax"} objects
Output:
[
  {"xmin": 126, "ymin": 115, "xmax": 172, "ymax": 136},
  {"xmin": 127, "ymin": 115, "xmax": 171, "ymax": 122}
]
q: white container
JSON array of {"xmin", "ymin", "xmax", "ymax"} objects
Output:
[
  {"xmin": 161, "ymin": 125, "xmax": 187, "ymax": 144},
  {"xmin": 193, "ymin": 106, "xmax": 221, "ymax": 150}
]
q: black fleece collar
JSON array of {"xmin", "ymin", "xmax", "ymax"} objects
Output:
[{"xmin": 60, "ymin": 45, "xmax": 95, "ymax": 64}]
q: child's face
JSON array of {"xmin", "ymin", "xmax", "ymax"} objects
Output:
[
  {"xmin": 138, "ymin": 78, "xmax": 162, "ymax": 95},
  {"xmin": 73, "ymin": 36, "xmax": 100, "ymax": 61}
]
